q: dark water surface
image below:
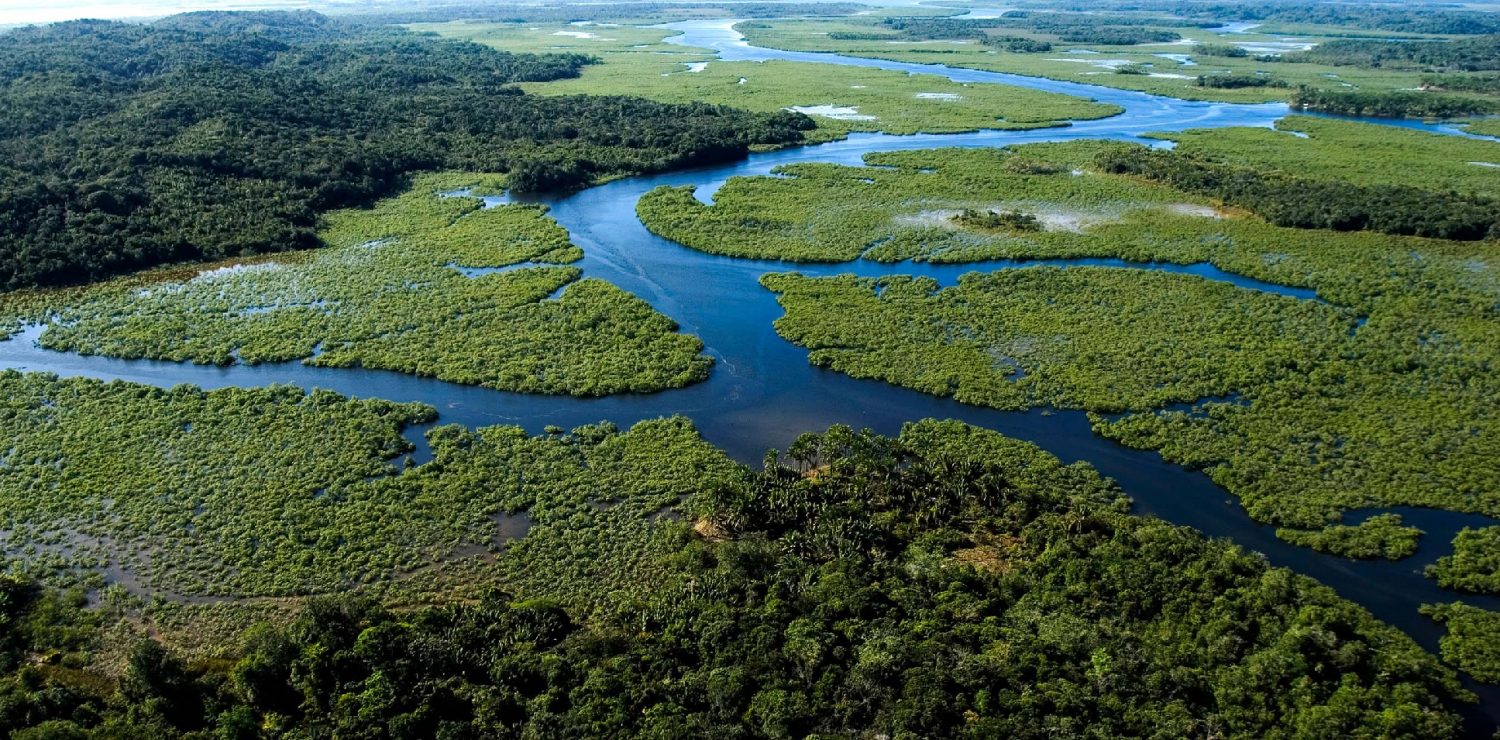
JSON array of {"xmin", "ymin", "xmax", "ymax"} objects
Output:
[{"xmin": 3, "ymin": 17, "xmax": 1498, "ymax": 730}]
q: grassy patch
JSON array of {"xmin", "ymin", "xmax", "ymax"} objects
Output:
[
  {"xmin": 1150, "ymin": 115, "xmax": 1500, "ymax": 198},
  {"xmin": 647, "ymin": 143, "xmax": 1500, "ymax": 535},
  {"xmin": 735, "ymin": 17, "xmax": 1469, "ymax": 104},
  {"xmin": 19, "ymin": 173, "xmax": 711, "ymax": 397},
  {"xmin": 0, "ymin": 371, "xmax": 734, "ymax": 599},
  {"xmin": 422, "ymin": 22, "xmax": 1119, "ymax": 140}
]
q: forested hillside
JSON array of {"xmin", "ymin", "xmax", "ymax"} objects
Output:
[
  {"xmin": 0, "ymin": 420, "xmax": 1470, "ymax": 737},
  {"xmin": 0, "ymin": 11, "xmax": 811, "ymax": 289}
]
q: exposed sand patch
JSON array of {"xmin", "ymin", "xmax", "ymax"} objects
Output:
[
  {"xmin": 896, "ymin": 206, "xmax": 1115, "ymax": 233},
  {"xmin": 194, "ymin": 263, "xmax": 284, "ymax": 282},
  {"xmin": 916, "ymin": 92, "xmax": 963, "ymax": 101},
  {"xmin": 1166, "ymin": 203, "xmax": 1226, "ymax": 219},
  {"xmin": 785, "ymin": 104, "xmax": 875, "ymax": 121},
  {"xmin": 552, "ymin": 30, "xmax": 597, "ymax": 39},
  {"xmin": 1047, "ymin": 57, "xmax": 1136, "ymax": 70}
]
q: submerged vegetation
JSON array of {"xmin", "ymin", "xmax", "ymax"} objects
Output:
[
  {"xmin": 0, "ymin": 419, "xmax": 1474, "ymax": 736},
  {"xmin": 0, "ymin": 11, "xmax": 811, "ymax": 289},
  {"xmin": 16, "ymin": 174, "xmax": 712, "ymax": 395}
]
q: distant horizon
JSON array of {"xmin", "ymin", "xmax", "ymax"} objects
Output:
[{"xmin": 0, "ymin": 0, "xmax": 325, "ymax": 27}]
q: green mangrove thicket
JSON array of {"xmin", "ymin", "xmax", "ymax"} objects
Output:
[
  {"xmin": 641, "ymin": 143, "xmax": 1500, "ymax": 548},
  {"xmin": 1422, "ymin": 603, "xmax": 1500, "ymax": 684},
  {"xmin": 1274, "ymin": 513, "xmax": 1422, "ymax": 560},
  {"xmin": 0, "ymin": 371, "xmax": 734, "ymax": 599},
  {"xmin": 0, "ymin": 421, "xmax": 1473, "ymax": 737},
  {"xmin": 1428, "ymin": 527, "xmax": 1500, "ymax": 595},
  {"xmin": 21, "ymin": 174, "xmax": 711, "ymax": 396},
  {"xmin": 1148, "ymin": 116, "xmax": 1500, "ymax": 198}
]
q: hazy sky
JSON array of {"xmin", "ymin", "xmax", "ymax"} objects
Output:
[{"xmin": 0, "ymin": 0, "xmax": 334, "ymax": 26}]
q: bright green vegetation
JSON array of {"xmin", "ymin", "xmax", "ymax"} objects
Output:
[
  {"xmin": 1097, "ymin": 144, "xmax": 1499, "ymax": 241},
  {"xmin": 1422, "ymin": 603, "xmax": 1500, "ymax": 684},
  {"xmin": 0, "ymin": 11, "xmax": 810, "ymax": 289},
  {"xmin": 1274, "ymin": 514, "xmax": 1422, "ymax": 560},
  {"xmin": 1466, "ymin": 118, "xmax": 1500, "ymax": 137},
  {"xmin": 0, "ymin": 371, "xmax": 733, "ymax": 599},
  {"xmin": 1427, "ymin": 527, "xmax": 1500, "ymax": 595},
  {"xmin": 639, "ymin": 145, "xmax": 1220, "ymax": 262},
  {"xmin": 21, "ymin": 174, "xmax": 710, "ymax": 396},
  {"xmin": 424, "ymin": 22, "xmax": 1118, "ymax": 141},
  {"xmin": 1149, "ymin": 116, "xmax": 1500, "ymax": 198},
  {"xmin": 761, "ymin": 269, "xmax": 1353, "ymax": 413},
  {"xmin": 735, "ymin": 17, "xmax": 1443, "ymax": 104},
  {"xmin": 1290, "ymin": 87, "xmax": 1498, "ymax": 118},
  {"xmin": 643, "ymin": 143, "xmax": 1500, "ymax": 537},
  {"xmin": 0, "ymin": 421, "xmax": 1473, "ymax": 736}
]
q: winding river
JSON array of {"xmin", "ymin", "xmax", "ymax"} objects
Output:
[{"xmin": 3, "ymin": 16, "xmax": 1498, "ymax": 729}]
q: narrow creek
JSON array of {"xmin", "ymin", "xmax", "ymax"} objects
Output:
[{"xmin": 2, "ymin": 15, "xmax": 1497, "ymax": 730}]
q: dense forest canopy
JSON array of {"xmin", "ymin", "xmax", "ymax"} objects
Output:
[
  {"xmin": 0, "ymin": 11, "xmax": 811, "ymax": 289},
  {"xmin": 359, "ymin": 2, "xmax": 869, "ymax": 25},
  {"xmin": 0, "ymin": 421, "xmax": 1472, "ymax": 737},
  {"xmin": 1083, "ymin": 1, "xmax": 1500, "ymax": 35},
  {"xmin": 1283, "ymin": 35, "xmax": 1500, "ymax": 72}
]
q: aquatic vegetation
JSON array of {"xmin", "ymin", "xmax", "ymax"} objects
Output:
[
  {"xmin": 1149, "ymin": 115, "xmax": 1500, "ymax": 198},
  {"xmin": 1465, "ymin": 118, "xmax": 1500, "ymax": 137},
  {"xmin": 0, "ymin": 371, "xmax": 734, "ymax": 599},
  {"xmin": 1096, "ymin": 144, "xmax": 1500, "ymax": 240},
  {"xmin": 638, "ymin": 144, "xmax": 1211, "ymax": 262},
  {"xmin": 653, "ymin": 144, "xmax": 1500, "ymax": 541},
  {"xmin": 761, "ymin": 268, "xmax": 1353, "ymax": 413},
  {"xmin": 1422, "ymin": 602, "xmax": 1500, "ymax": 684},
  {"xmin": 1274, "ymin": 513, "xmax": 1422, "ymax": 560},
  {"xmin": 28, "ymin": 174, "xmax": 711, "ymax": 396},
  {"xmin": 1428, "ymin": 527, "xmax": 1500, "ymax": 595},
  {"xmin": 432, "ymin": 23, "xmax": 1119, "ymax": 141},
  {"xmin": 0, "ymin": 422, "xmax": 1472, "ymax": 736},
  {"xmin": 736, "ymin": 17, "xmax": 1444, "ymax": 104}
]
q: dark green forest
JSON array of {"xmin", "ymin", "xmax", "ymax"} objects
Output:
[
  {"xmin": 0, "ymin": 424, "xmax": 1470, "ymax": 738},
  {"xmin": 1290, "ymin": 87, "xmax": 1499, "ymax": 118},
  {"xmin": 0, "ymin": 12, "xmax": 811, "ymax": 289},
  {"xmin": 1095, "ymin": 145, "xmax": 1500, "ymax": 240},
  {"xmin": 1284, "ymin": 36, "xmax": 1500, "ymax": 72}
]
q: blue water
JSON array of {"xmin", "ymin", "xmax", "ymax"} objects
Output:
[{"xmin": 2, "ymin": 16, "xmax": 1498, "ymax": 731}]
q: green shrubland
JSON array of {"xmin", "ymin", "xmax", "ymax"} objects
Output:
[
  {"xmin": 0, "ymin": 421, "xmax": 1473, "ymax": 736},
  {"xmin": 1275, "ymin": 513, "xmax": 1422, "ymax": 560},
  {"xmin": 1428, "ymin": 527, "xmax": 1500, "ymax": 595},
  {"xmin": 640, "ymin": 142, "xmax": 1500, "ymax": 539},
  {"xmin": 21, "ymin": 174, "xmax": 711, "ymax": 396}
]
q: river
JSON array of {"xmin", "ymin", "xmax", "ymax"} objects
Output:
[{"xmin": 2, "ymin": 14, "xmax": 1498, "ymax": 731}]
